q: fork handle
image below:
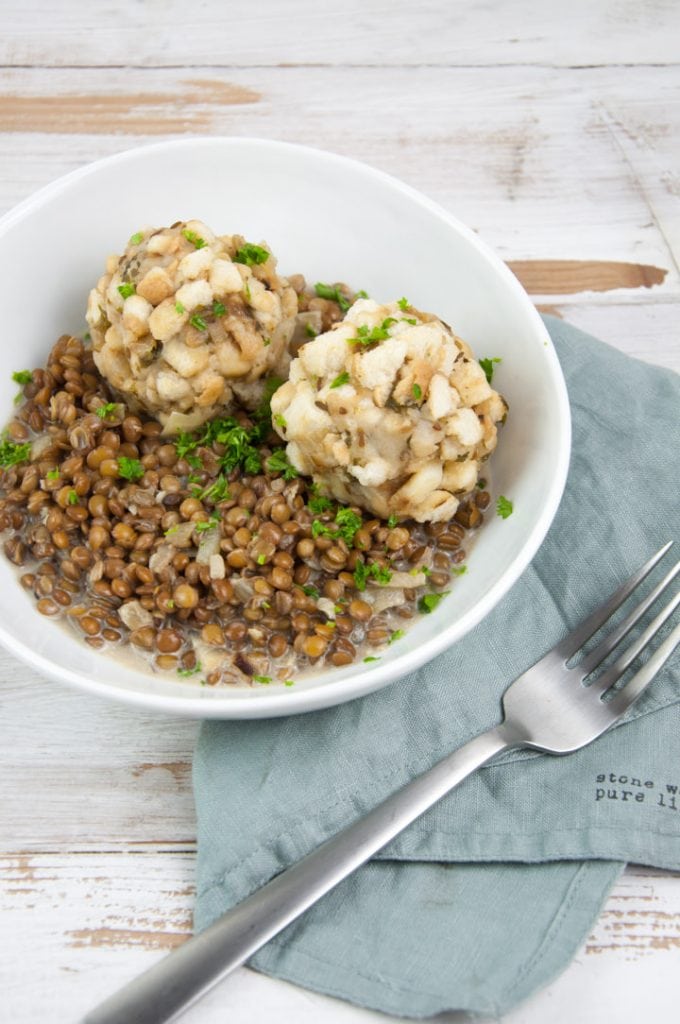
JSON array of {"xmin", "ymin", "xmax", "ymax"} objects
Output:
[{"xmin": 83, "ymin": 723, "xmax": 515, "ymax": 1024}]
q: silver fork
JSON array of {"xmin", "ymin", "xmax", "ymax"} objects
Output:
[{"xmin": 83, "ymin": 541, "xmax": 680, "ymax": 1024}]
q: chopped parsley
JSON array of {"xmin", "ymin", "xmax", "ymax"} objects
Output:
[
  {"xmin": 284, "ymin": 679, "xmax": 295, "ymax": 687},
  {"xmin": 195, "ymin": 512, "xmax": 221, "ymax": 533},
  {"xmin": 234, "ymin": 242, "xmax": 269, "ymax": 266},
  {"xmin": 314, "ymin": 282, "xmax": 351, "ymax": 313},
  {"xmin": 96, "ymin": 402, "xmax": 118, "ymax": 419},
  {"xmin": 363, "ymin": 656, "xmax": 380, "ymax": 663},
  {"xmin": 267, "ymin": 448, "xmax": 298, "ymax": 480},
  {"xmin": 304, "ymin": 322, "xmax": 317, "ymax": 338},
  {"xmin": 412, "ymin": 383, "xmax": 422, "ymax": 401},
  {"xmin": 257, "ymin": 553, "xmax": 267, "ymax": 565},
  {"xmin": 418, "ymin": 591, "xmax": 450, "ymax": 614},
  {"xmin": 330, "ymin": 371, "xmax": 350, "ymax": 389},
  {"xmin": 0, "ymin": 437, "xmax": 31, "ymax": 468},
  {"xmin": 451, "ymin": 565, "xmax": 468, "ymax": 576},
  {"xmin": 398, "ymin": 297, "xmax": 410, "ymax": 310},
  {"xmin": 477, "ymin": 478, "xmax": 487, "ymax": 490},
  {"xmin": 190, "ymin": 314, "xmax": 208, "ymax": 331},
  {"xmin": 355, "ymin": 289, "xmax": 369, "ymax": 299},
  {"xmin": 389, "ymin": 629, "xmax": 405, "ymax": 644},
  {"xmin": 308, "ymin": 494, "xmax": 333, "ymax": 515},
  {"xmin": 117, "ymin": 282, "xmax": 135, "ymax": 299},
  {"xmin": 349, "ymin": 317, "xmax": 397, "ymax": 347},
  {"xmin": 46, "ymin": 469, "xmax": 60, "ymax": 481},
  {"xmin": 177, "ymin": 663, "xmax": 202, "ymax": 677},
  {"xmin": 273, "ymin": 413, "xmax": 287, "ymax": 430},
  {"xmin": 117, "ymin": 456, "xmax": 144, "ymax": 481},
  {"xmin": 212, "ymin": 300, "xmax": 226, "ymax": 317},
  {"xmin": 129, "ymin": 231, "xmax": 144, "ymax": 245},
  {"xmin": 254, "ymin": 674, "xmax": 272, "ymax": 684},
  {"xmin": 401, "ymin": 317, "xmax": 417, "ymax": 325},
  {"xmin": 496, "ymin": 495, "xmax": 514, "ymax": 519},
  {"xmin": 353, "ymin": 559, "xmax": 393, "ymax": 591},
  {"xmin": 175, "ymin": 301, "xmax": 185, "ymax": 314},
  {"xmin": 12, "ymin": 370, "xmax": 32, "ymax": 386},
  {"xmin": 199, "ymin": 475, "xmax": 230, "ymax": 504},
  {"xmin": 182, "ymin": 228, "xmax": 206, "ymax": 249},
  {"xmin": 302, "ymin": 585, "xmax": 320, "ymax": 599},
  {"xmin": 387, "ymin": 514, "xmax": 399, "ymax": 529},
  {"xmin": 479, "ymin": 357, "xmax": 502, "ymax": 384},
  {"xmin": 334, "ymin": 508, "xmax": 363, "ymax": 545},
  {"xmin": 67, "ymin": 489, "xmax": 78, "ymax": 505},
  {"xmin": 312, "ymin": 507, "xmax": 362, "ymax": 546},
  {"xmin": 243, "ymin": 281, "xmax": 251, "ymax": 302}
]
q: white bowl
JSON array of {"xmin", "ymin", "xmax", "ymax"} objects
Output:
[{"xmin": 0, "ymin": 138, "xmax": 570, "ymax": 718}]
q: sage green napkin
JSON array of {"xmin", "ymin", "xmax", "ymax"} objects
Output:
[{"xmin": 193, "ymin": 317, "xmax": 680, "ymax": 1018}]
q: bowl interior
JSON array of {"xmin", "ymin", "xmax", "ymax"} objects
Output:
[{"xmin": 0, "ymin": 138, "xmax": 570, "ymax": 717}]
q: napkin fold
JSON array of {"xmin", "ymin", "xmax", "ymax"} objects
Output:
[{"xmin": 193, "ymin": 316, "xmax": 680, "ymax": 1018}]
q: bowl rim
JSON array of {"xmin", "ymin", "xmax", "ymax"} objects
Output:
[{"xmin": 0, "ymin": 136, "xmax": 571, "ymax": 718}]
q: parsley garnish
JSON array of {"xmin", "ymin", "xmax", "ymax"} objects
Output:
[
  {"xmin": 257, "ymin": 553, "xmax": 267, "ymax": 565},
  {"xmin": 363, "ymin": 656, "xmax": 380, "ymax": 663},
  {"xmin": 213, "ymin": 300, "xmax": 226, "ymax": 317},
  {"xmin": 412, "ymin": 383, "xmax": 422, "ymax": 401},
  {"xmin": 349, "ymin": 317, "xmax": 396, "ymax": 347},
  {"xmin": 284, "ymin": 679, "xmax": 295, "ymax": 687},
  {"xmin": 398, "ymin": 297, "xmax": 409, "ymax": 310},
  {"xmin": 496, "ymin": 495, "xmax": 513, "ymax": 519},
  {"xmin": 401, "ymin": 317, "xmax": 417, "ymax": 325},
  {"xmin": 177, "ymin": 663, "xmax": 202, "ymax": 677},
  {"xmin": 387, "ymin": 514, "xmax": 399, "ymax": 529},
  {"xmin": 304, "ymin": 322, "xmax": 317, "ymax": 338},
  {"xmin": 267, "ymin": 449, "xmax": 297, "ymax": 480},
  {"xmin": 418, "ymin": 591, "xmax": 450, "ymax": 614},
  {"xmin": 308, "ymin": 494, "xmax": 333, "ymax": 515},
  {"xmin": 195, "ymin": 512, "xmax": 220, "ymax": 533},
  {"xmin": 0, "ymin": 437, "xmax": 31, "ymax": 468},
  {"xmin": 254, "ymin": 674, "xmax": 272, "ymax": 684},
  {"xmin": 117, "ymin": 456, "xmax": 144, "ymax": 481},
  {"xmin": 451, "ymin": 565, "xmax": 468, "ymax": 576},
  {"xmin": 46, "ymin": 469, "xmax": 60, "ymax": 481},
  {"xmin": 273, "ymin": 413, "xmax": 287, "ymax": 430},
  {"xmin": 477, "ymin": 478, "xmax": 487, "ymax": 490},
  {"xmin": 190, "ymin": 314, "xmax": 208, "ymax": 331},
  {"xmin": 353, "ymin": 560, "xmax": 393, "ymax": 591},
  {"xmin": 182, "ymin": 228, "xmax": 206, "ymax": 249},
  {"xmin": 175, "ymin": 301, "xmax": 185, "ymax": 314},
  {"xmin": 389, "ymin": 629, "xmax": 405, "ymax": 643},
  {"xmin": 67, "ymin": 489, "xmax": 78, "ymax": 505},
  {"xmin": 129, "ymin": 232, "xmax": 144, "ymax": 245},
  {"xmin": 355, "ymin": 289, "xmax": 369, "ymax": 299},
  {"xmin": 479, "ymin": 357, "xmax": 502, "ymax": 384},
  {"xmin": 117, "ymin": 282, "xmax": 135, "ymax": 299},
  {"xmin": 234, "ymin": 243, "xmax": 269, "ymax": 266},
  {"xmin": 312, "ymin": 507, "xmax": 362, "ymax": 546},
  {"xmin": 314, "ymin": 282, "xmax": 350, "ymax": 313},
  {"xmin": 330, "ymin": 371, "xmax": 350, "ymax": 389},
  {"xmin": 199, "ymin": 475, "xmax": 230, "ymax": 504},
  {"xmin": 302, "ymin": 585, "xmax": 320, "ymax": 599},
  {"xmin": 96, "ymin": 402, "xmax": 118, "ymax": 419},
  {"xmin": 12, "ymin": 370, "xmax": 32, "ymax": 386},
  {"xmin": 334, "ymin": 508, "xmax": 363, "ymax": 545}
]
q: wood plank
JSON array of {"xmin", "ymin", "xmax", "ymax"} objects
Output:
[
  {"xmin": 1, "ymin": 0, "xmax": 678, "ymax": 68},
  {"xmin": 0, "ymin": 66, "xmax": 677, "ymax": 290},
  {"xmin": 1, "ymin": 851, "xmax": 678, "ymax": 1023}
]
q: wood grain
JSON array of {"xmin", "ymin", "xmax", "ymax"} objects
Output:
[
  {"xmin": 507, "ymin": 260, "xmax": 668, "ymax": 295},
  {"xmin": 0, "ymin": 79, "xmax": 261, "ymax": 134},
  {"xmin": 1, "ymin": 0, "xmax": 678, "ymax": 68}
]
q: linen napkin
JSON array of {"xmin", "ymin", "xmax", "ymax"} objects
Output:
[{"xmin": 193, "ymin": 316, "xmax": 680, "ymax": 1018}]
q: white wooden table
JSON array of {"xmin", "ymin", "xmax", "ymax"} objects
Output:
[{"xmin": 1, "ymin": 3, "xmax": 679, "ymax": 1021}]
